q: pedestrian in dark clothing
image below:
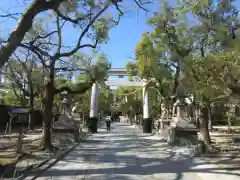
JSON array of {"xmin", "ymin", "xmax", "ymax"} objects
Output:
[{"xmin": 106, "ymin": 118, "xmax": 111, "ymax": 131}]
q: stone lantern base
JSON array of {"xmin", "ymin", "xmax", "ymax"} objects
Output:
[
  {"xmin": 87, "ymin": 117, "xmax": 98, "ymax": 133},
  {"xmin": 143, "ymin": 118, "xmax": 153, "ymax": 133}
]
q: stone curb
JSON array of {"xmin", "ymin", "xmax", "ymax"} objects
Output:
[
  {"xmin": 16, "ymin": 121, "xmax": 105, "ymax": 180},
  {"xmin": 202, "ymin": 152, "xmax": 240, "ymax": 158},
  {"xmin": 15, "ymin": 133, "xmax": 90, "ymax": 180}
]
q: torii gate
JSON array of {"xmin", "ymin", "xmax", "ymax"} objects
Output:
[{"xmin": 87, "ymin": 68, "xmax": 153, "ymax": 134}]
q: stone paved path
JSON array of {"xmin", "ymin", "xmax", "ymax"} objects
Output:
[{"xmin": 31, "ymin": 121, "xmax": 239, "ymax": 180}]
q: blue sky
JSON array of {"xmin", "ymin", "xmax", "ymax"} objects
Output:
[
  {"xmin": 100, "ymin": 6, "xmax": 156, "ymax": 68},
  {"xmin": 0, "ymin": 0, "xmax": 158, "ymax": 69}
]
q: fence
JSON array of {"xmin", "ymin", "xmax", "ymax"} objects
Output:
[{"xmin": 0, "ymin": 105, "xmax": 43, "ymax": 130}]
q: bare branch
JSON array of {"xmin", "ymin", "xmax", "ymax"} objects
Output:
[
  {"xmin": 20, "ymin": 43, "xmax": 50, "ymax": 58},
  {"xmin": 133, "ymin": 0, "xmax": 152, "ymax": 12},
  {"xmin": 54, "ymin": 2, "xmax": 110, "ymax": 59},
  {"xmin": 30, "ymin": 30, "xmax": 58, "ymax": 45},
  {"xmin": 19, "ymin": 43, "xmax": 49, "ymax": 69},
  {"xmin": 128, "ymin": 56, "xmax": 136, "ymax": 60},
  {"xmin": 56, "ymin": 10, "xmax": 91, "ymax": 24},
  {"xmin": 56, "ymin": 14, "xmax": 62, "ymax": 53},
  {"xmin": 0, "ymin": 0, "xmax": 66, "ymax": 68},
  {"xmin": 6, "ymin": 60, "xmax": 30, "ymax": 97},
  {"xmin": 78, "ymin": 39, "xmax": 99, "ymax": 49},
  {"xmin": 0, "ymin": 13, "xmax": 22, "ymax": 19},
  {"xmin": 13, "ymin": 87, "xmax": 21, "ymax": 99}
]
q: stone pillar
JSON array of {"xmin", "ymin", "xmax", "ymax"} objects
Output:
[
  {"xmin": 167, "ymin": 127, "xmax": 176, "ymax": 144},
  {"xmin": 142, "ymin": 80, "xmax": 152, "ymax": 133},
  {"xmin": 168, "ymin": 100, "xmax": 185, "ymax": 144},
  {"xmin": 177, "ymin": 104, "xmax": 185, "ymax": 118},
  {"xmin": 88, "ymin": 83, "xmax": 99, "ymax": 133}
]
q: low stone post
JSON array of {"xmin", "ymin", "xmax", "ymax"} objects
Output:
[
  {"xmin": 167, "ymin": 127, "xmax": 176, "ymax": 144},
  {"xmin": 16, "ymin": 127, "xmax": 23, "ymax": 153},
  {"xmin": 74, "ymin": 128, "xmax": 80, "ymax": 142}
]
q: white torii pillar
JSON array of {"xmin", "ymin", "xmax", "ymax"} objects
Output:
[
  {"xmin": 113, "ymin": 94, "xmax": 117, "ymax": 102},
  {"xmin": 142, "ymin": 80, "xmax": 152, "ymax": 133},
  {"xmin": 88, "ymin": 83, "xmax": 99, "ymax": 133}
]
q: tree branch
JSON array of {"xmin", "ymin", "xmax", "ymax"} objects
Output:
[
  {"xmin": 56, "ymin": 14, "xmax": 62, "ymax": 54},
  {"xmin": 19, "ymin": 43, "xmax": 49, "ymax": 68},
  {"xmin": 0, "ymin": 0, "xmax": 65, "ymax": 68},
  {"xmin": 30, "ymin": 30, "xmax": 58, "ymax": 45},
  {"xmin": 54, "ymin": 82, "xmax": 93, "ymax": 94},
  {"xmin": 0, "ymin": 13, "xmax": 22, "ymax": 19},
  {"xmin": 56, "ymin": 10, "xmax": 91, "ymax": 24},
  {"xmin": 133, "ymin": 0, "xmax": 152, "ymax": 12},
  {"xmin": 54, "ymin": 2, "xmax": 110, "ymax": 59},
  {"xmin": 6, "ymin": 61, "xmax": 30, "ymax": 97}
]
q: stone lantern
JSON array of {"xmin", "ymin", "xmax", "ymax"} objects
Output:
[{"xmin": 61, "ymin": 90, "xmax": 72, "ymax": 116}]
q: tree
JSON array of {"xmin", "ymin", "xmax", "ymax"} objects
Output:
[
  {"xmin": 133, "ymin": 31, "xmax": 174, "ymax": 113},
  {"xmin": 0, "ymin": 0, "xmax": 152, "ymax": 68},
  {"xmin": 4, "ymin": 52, "xmax": 46, "ymax": 130},
  {"xmin": 125, "ymin": 62, "xmax": 138, "ymax": 81},
  {"xmin": 0, "ymin": 0, "xmax": 152, "ymax": 150},
  {"xmin": 113, "ymin": 86, "xmax": 143, "ymax": 124},
  {"xmin": 16, "ymin": 4, "xmax": 114, "ymax": 150},
  {"xmin": 147, "ymin": 0, "xmax": 240, "ymax": 150}
]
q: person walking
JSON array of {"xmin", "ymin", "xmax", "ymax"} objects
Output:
[{"xmin": 106, "ymin": 117, "xmax": 111, "ymax": 131}]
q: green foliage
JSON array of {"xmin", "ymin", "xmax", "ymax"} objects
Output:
[
  {"xmin": 93, "ymin": 17, "xmax": 111, "ymax": 43},
  {"xmin": 113, "ymin": 87, "xmax": 143, "ymax": 116},
  {"xmin": 185, "ymin": 51, "xmax": 240, "ymax": 103},
  {"xmin": 125, "ymin": 62, "xmax": 138, "ymax": 80},
  {"xmin": 120, "ymin": 0, "xmax": 240, "ymax": 119},
  {"xmin": 135, "ymin": 32, "xmax": 157, "ymax": 78},
  {"xmin": 74, "ymin": 90, "xmax": 91, "ymax": 114},
  {"xmin": 98, "ymin": 89, "xmax": 113, "ymax": 112},
  {"xmin": 93, "ymin": 52, "xmax": 111, "ymax": 83},
  {"xmin": 3, "ymin": 90, "xmax": 22, "ymax": 106},
  {"xmin": 55, "ymin": 77, "xmax": 73, "ymax": 89}
]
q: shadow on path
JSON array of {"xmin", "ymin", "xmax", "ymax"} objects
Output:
[{"xmin": 32, "ymin": 122, "xmax": 240, "ymax": 180}]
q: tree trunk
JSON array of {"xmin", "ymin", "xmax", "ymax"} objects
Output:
[
  {"xmin": 208, "ymin": 107, "xmax": 213, "ymax": 130},
  {"xmin": 171, "ymin": 64, "xmax": 180, "ymax": 116},
  {"xmin": 0, "ymin": 0, "xmax": 64, "ymax": 68},
  {"xmin": 200, "ymin": 105, "xmax": 211, "ymax": 152},
  {"xmin": 227, "ymin": 116, "xmax": 232, "ymax": 133},
  {"xmin": 5, "ymin": 122, "xmax": 9, "ymax": 134},
  {"xmin": 173, "ymin": 65, "xmax": 180, "ymax": 95},
  {"xmin": 9, "ymin": 116, "xmax": 12, "ymax": 133},
  {"xmin": 42, "ymin": 81, "xmax": 54, "ymax": 151},
  {"xmin": 195, "ymin": 103, "xmax": 201, "ymax": 128},
  {"xmin": 28, "ymin": 91, "xmax": 34, "ymax": 131}
]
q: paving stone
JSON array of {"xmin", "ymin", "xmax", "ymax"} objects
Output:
[{"xmin": 32, "ymin": 119, "xmax": 240, "ymax": 180}]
